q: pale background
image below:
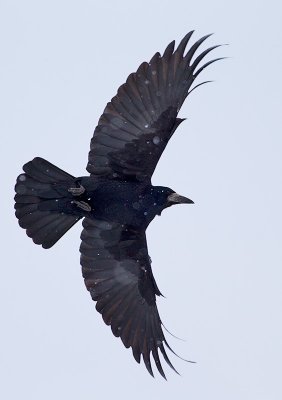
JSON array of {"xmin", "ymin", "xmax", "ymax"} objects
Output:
[{"xmin": 1, "ymin": 1, "xmax": 282, "ymax": 399}]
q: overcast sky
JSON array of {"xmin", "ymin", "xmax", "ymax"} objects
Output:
[{"xmin": 1, "ymin": 1, "xmax": 282, "ymax": 399}]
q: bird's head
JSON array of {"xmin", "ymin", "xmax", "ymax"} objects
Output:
[{"xmin": 152, "ymin": 186, "xmax": 194, "ymax": 216}]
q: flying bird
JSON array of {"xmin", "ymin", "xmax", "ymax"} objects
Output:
[{"xmin": 14, "ymin": 31, "xmax": 222, "ymax": 379}]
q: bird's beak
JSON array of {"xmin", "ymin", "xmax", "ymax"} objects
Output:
[{"xmin": 167, "ymin": 192, "xmax": 194, "ymax": 204}]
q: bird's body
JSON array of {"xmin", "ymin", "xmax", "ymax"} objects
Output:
[
  {"xmin": 75, "ymin": 178, "xmax": 172, "ymax": 227},
  {"xmin": 14, "ymin": 31, "xmax": 222, "ymax": 378}
]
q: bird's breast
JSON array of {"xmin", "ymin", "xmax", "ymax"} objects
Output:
[{"xmin": 82, "ymin": 180, "xmax": 157, "ymax": 228}]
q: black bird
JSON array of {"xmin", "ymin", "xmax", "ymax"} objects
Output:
[{"xmin": 14, "ymin": 31, "xmax": 222, "ymax": 379}]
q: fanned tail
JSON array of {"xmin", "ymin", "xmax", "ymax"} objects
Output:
[{"xmin": 14, "ymin": 157, "xmax": 81, "ymax": 248}]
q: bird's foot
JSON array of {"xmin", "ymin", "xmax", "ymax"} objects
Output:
[
  {"xmin": 72, "ymin": 200, "xmax": 91, "ymax": 212},
  {"xmin": 68, "ymin": 183, "xmax": 85, "ymax": 196}
]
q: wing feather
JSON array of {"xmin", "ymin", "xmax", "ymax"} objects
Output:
[
  {"xmin": 87, "ymin": 32, "xmax": 221, "ymax": 181},
  {"xmin": 80, "ymin": 217, "xmax": 180, "ymax": 378}
]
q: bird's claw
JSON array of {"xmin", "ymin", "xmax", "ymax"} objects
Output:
[
  {"xmin": 68, "ymin": 183, "xmax": 85, "ymax": 196},
  {"xmin": 72, "ymin": 200, "xmax": 91, "ymax": 212}
]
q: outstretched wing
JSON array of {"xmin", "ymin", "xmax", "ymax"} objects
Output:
[
  {"xmin": 87, "ymin": 31, "xmax": 222, "ymax": 181},
  {"xmin": 80, "ymin": 217, "xmax": 179, "ymax": 378}
]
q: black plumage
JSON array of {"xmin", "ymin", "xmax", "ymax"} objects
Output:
[{"xmin": 14, "ymin": 31, "xmax": 222, "ymax": 379}]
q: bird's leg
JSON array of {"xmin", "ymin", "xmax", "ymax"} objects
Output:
[
  {"xmin": 68, "ymin": 183, "xmax": 86, "ymax": 196},
  {"xmin": 72, "ymin": 200, "xmax": 91, "ymax": 212},
  {"xmin": 68, "ymin": 181, "xmax": 92, "ymax": 212}
]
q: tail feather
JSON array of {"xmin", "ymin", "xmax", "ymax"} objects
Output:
[
  {"xmin": 16, "ymin": 175, "xmax": 58, "ymax": 198},
  {"xmin": 26, "ymin": 212, "xmax": 78, "ymax": 249},
  {"xmin": 23, "ymin": 157, "xmax": 74, "ymax": 183},
  {"xmin": 15, "ymin": 157, "xmax": 81, "ymax": 249}
]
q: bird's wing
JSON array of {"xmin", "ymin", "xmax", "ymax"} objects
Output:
[
  {"xmin": 80, "ymin": 217, "xmax": 180, "ymax": 378},
  {"xmin": 87, "ymin": 31, "xmax": 221, "ymax": 181}
]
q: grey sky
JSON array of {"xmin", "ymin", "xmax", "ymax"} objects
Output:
[{"xmin": 1, "ymin": 0, "xmax": 282, "ymax": 399}]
